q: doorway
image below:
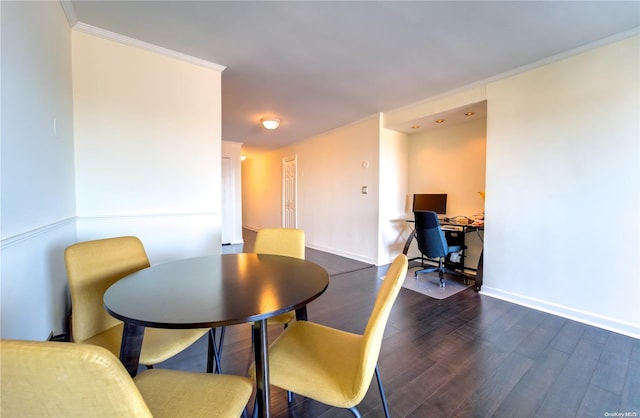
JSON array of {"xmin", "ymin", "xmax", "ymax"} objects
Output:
[{"xmin": 282, "ymin": 156, "xmax": 297, "ymax": 228}]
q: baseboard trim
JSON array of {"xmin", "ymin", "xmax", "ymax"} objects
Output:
[
  {"xmin": 305, "ymin": 243, "xmax": 377, "ymax": 265},
  {"xmin": 480, "ymin": 286, "xmax": 640, "ymax": 339}
]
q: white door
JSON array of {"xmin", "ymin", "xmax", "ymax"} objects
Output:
[
  {"xmin": 282, "ymin": 156, "xmax": 297, "ymax": 228},
  {"xmin": 221, "ymin": 157, "xmax": 233, "ymax": 244}
]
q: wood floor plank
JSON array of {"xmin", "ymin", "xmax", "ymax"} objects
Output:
[
  {"xmin": 537, "ymin": 327, "xmax": 608, "ymax": 417},
  {"xmin": 591, "ymin": 331, "xmax": 634, "ymax": 395},
  {"xmin": 549, "ymin": 317, "xmax": 586, "ymax": 354},
  {"xmin": 451, "ymin": 350, "xmax": 535, "ymax": 417},
  {"xmin": 492, "ymin": 346, "xmax": 569, "ymax": 417},
  {"xmin": 515, "ymin": 312, "xmax": 566, "ymax": 360},
  {"xmin": 408, "ymin": 342, "xmax": 511, "ymax": 417},
  {"xmin": 621, "ymin": 338, "xmax": 640, "ymax": 413},
  {"xmin": 577, "ymin": 384, "xmax": 623, "ymax": 417}
]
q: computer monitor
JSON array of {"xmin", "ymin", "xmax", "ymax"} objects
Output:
[{"xmin": 412, "ymin": 193, "xmax": 447, "ymax": 215}]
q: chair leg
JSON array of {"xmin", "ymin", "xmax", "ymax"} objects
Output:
[
  {"xmin": 207, "ymin": 329, "xmax": 215, "ymax": 373},
  {"xmin": 348, "ymin": 407, "xmax": 362, "ymax": 418},
  {"xmin": 438, "ymin": 259, "xmax": 445, "ymax": 288},
  {"xmin": 375, "ymin": 365, "xmax": 391, "ymax": 418},
  {"xmin": 252, "ymin": 398, "xmax": 258, "ymax": 418},
  {"xmin": 217, "ymin": 327, "xmax": 226, "ymax": 360},
  {"xmin": 207, "ymin": 327, "xmax": 225, "ymax": 373}
]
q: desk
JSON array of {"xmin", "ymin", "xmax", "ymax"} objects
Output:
[
  {"xmin": 402, "ymin": 220, "xmax": 484, "ymax": 290},
  {"xmin": 104, "ymin": 253, "xmax": 329, "ymax": 418}
]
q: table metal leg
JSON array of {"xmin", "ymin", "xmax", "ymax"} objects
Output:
[
  {"xmin": 295, "ymin": 306, "xmax": 308, "ymax": 321},
  {"xmin": 402, "ymin": 229, "xmax": 416, "ymax": 255},
  {"xmin": 120, "ymin": 323, "xmax": 144, "ymax": 377},
  {"xmin": 252, "ymin": 319, "xmax": 270, "ymax": 418},
  {"xmin": 475, "ymin": 250, "xmax": 483, "ymax": 291}
]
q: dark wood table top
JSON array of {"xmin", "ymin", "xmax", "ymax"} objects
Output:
[{"xmin": 104, "ymin": 253, "xmax": 330, "ymax": 329}]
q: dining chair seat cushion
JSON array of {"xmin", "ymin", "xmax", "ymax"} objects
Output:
[
  {"xmin": 134, "ymin": 369, "xmax": 253, "ymax": 418},
  {"xmin": 84, "ymin": 322, "xmax": 209, "ymax": 366},
  {"xmin": 257, "ymin": 320, "xmax": 365, "ymax": 408}
]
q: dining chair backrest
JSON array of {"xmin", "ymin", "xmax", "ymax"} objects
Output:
[
  {"xmin": 1, "ymin": 339, "xmax": 154, "ymax": 417},
  {"xmin": 357, "ymin": 254, "xmax": 408, "ymax": 401},
  {"xmin": 64, "ymin": 236, "xmax": 150, "ymax": 342},
  {"xmin": 253, "ymin": 228, "xmax": 305, "ymax": 260}
]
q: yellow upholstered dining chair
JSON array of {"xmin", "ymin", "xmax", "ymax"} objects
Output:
[
  {"xmin": 250, "ymin": 254, "xmax": 408, "ymax": 418},
  {"xmin": 64, "ymin": 236, "xmax": 220, "ymax": 373},
  {"xmin": 0, "ymin": 339, "xmax": 253, "ymax": 418},
  {"xmin": 252, "ymin": 227, "xmax": 306, "ymax": 326}
]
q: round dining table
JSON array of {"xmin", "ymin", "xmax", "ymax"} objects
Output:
[{"xmin": 104, "ymin": 253, "xmax": 329, "ymax": 418}]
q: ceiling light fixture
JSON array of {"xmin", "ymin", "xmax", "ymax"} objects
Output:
[
  {"xmin": 411, "ymin": 125, "xmax": 420, "ymax": 129},
  {"xmin": 260, "ymin": 117, "xmax": 280, "ymax": 130},
  {"xmin": 435, "ymin": 119, "xmax": 445, "ymax": 124},
  {"xmin": 465, "ymin": 112, "xmax": 475, "ymax": 116}
]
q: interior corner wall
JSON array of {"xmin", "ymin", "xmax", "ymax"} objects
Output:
[
  {"xmin": 484, "ymin": 34, "xmax": 640, "ymax": 337},
  {"xmin": 378, "ymin": 126, "xmax": 409, "ymax": 265},
  {"xmin": 1, "ymin": 1, "xmax": 77, "ymax": 340},
  {"xmin": 242, "ymin": 117, "xmax": 381, "ymax": 264},
  {"xmin": 71, "ymin": 31, "xmax": 223, "ymax": 264}
]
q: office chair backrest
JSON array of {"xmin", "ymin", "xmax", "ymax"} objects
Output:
[
  {"xmin": 414, "ymin": 210, "xmax": 449, "ymax": 258},
  {"xmin": 1, "ymin": 340, "xmax": 154, "ymax": 417},
  {"xmin": 356, "ymin": 254, "xmax": 408, "ymax": 402},
  {"xmin": 253, "ymin": 228, "xmax": 305, "ymax": 260},
  {"xmin": 64, "ymin": 236, "xmax": 150, "ymax": 342}
]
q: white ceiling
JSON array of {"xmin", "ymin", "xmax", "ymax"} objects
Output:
[{"xmin": 67, "ymin": 1, "xmax": 640, "ymax": 153}]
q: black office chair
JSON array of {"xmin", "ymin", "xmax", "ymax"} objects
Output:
[{"xmin": 413, "ymin": 210, "xmax": 466, "ymax": 287}]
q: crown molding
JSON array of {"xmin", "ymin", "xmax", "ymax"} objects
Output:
[
  {"xmin": 72, "ymin": 21, "xmax": 226, "ymax": 72},
  {"xmin": 59, "ymin": 0, "xmax": 77, "ymax": 27}
]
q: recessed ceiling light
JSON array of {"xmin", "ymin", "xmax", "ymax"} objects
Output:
[
  {"xmin": 411, "ymin": 125, "xmax": 420, "ymax": 129},
  {"xmin": 435, "ymin": 119, "xmax": 445, "ymax": 124},
  {"xmin": 465, "ymin": 112, "xmax": 475, "ymax": 116}
]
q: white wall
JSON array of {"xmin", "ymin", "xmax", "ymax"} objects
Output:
[
  {"xmin": 72, "ymin": 31, "xmax": 223, "ymax": 262},
  {"xmin": 1, "ymin": 1, "xmax": 76, "ymax": 238},
  {"xmin": 243, "ymin": 116, "xmax": 381, "ymax": 264},
  {"xmin": 1, "ymin": 1, "xmax": 77, "ymax": 339},
  {"xmin": 0, "ymin": 2, "xmax": 225, "ymax": 340},
  {"xmin": 378, "ymin": 125, "xmax": 409, "ymax": 264},
  {"xmin": 484, "ymin": 35, "xmax": 640, "ymax": 337}
]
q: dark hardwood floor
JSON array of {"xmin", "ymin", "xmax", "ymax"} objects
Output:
[{"xmin": 160, "ymin": 229, "xmax": 639, "ymax": 417}]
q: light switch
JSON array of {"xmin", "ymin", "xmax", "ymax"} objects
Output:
[{"xmin": 362, "ymin": 186, "xmax": 368, "ymax": 194}]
